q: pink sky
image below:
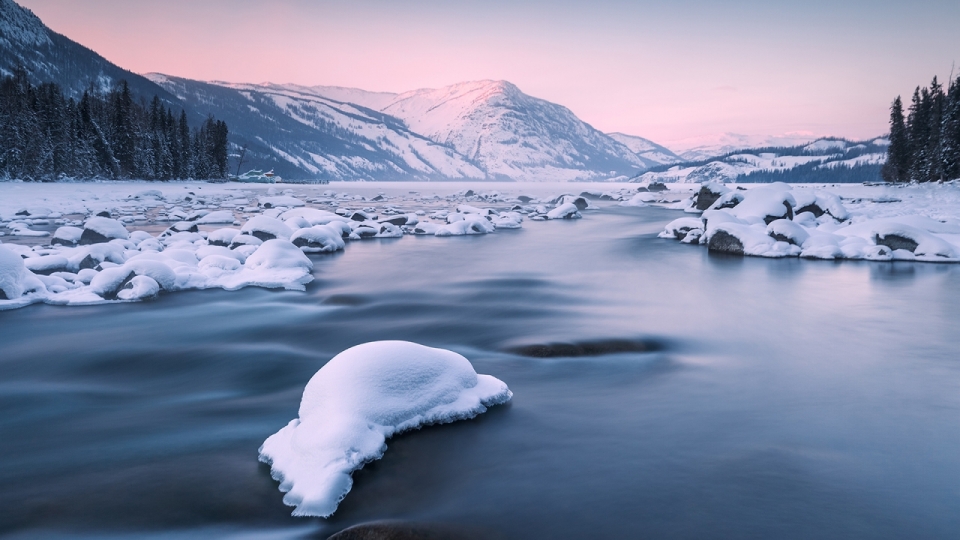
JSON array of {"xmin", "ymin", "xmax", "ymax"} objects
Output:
[{"xmin": 18, "ymin": 0, "xmax": 960, "ymax": 148}]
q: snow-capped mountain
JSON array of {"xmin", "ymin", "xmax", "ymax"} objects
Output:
[
  {"xmin": 635, "ymin": 137, "xmax": 888, "ymax": 184},
  {"xmin": 375, "ymin": 80, "xmax": 648, "ymax": 181},
  {"xmin": 0, "ymin": 0, "xmax": 177, "ymax": 103},
  {"xmin": 148, "ymin": 75, "xmax": 487, "ymax": 181},
  {"xmin": 165, "ymin": 78, "xmax": 660, "ymax": 181},
  {"xmin": 606, "ymin": 132, "xmax": 681, "ymax": 168},
  {"xmin": 0, "ymin": 0, "xmax": 681, "ymax": 182}
]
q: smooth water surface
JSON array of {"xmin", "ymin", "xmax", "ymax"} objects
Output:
[{"xmin": 2, "ymin": 202, "xmax": 960, "ymax": 539}]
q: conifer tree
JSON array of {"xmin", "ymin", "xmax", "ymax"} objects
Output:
[
  {"xmin": 0, "ymin": 68, "xmax": 228, "ymax": 181},
  {"xmin": 940, "ymin": 76, "xmax": 960, "ymax": 181},
  {"xmin": 883, "ymin": 96, "xmax": 910, "ymax": 183}
]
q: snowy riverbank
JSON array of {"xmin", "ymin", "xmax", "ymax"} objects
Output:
[{"xmin": 3, "ymin": 180, "xmax": 960, "ymax": 310}]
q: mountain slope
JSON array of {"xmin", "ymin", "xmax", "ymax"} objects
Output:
[
  {"xmin": 0, "ymin": 0, "xmax": 178, "ymax": 104},
  {"xmin": 378, "ymin": 80, "xmax": 647, "ymax": 181},
  {"xmin": 607, "ymin": 132, "xmax": 681, "ymax": 168},
  {"xmin": 149, "ymin": 76, "xmax": 487, "ymax": 181},
  {"xmin": 2, "ymin": 0, "xmax": 675, "ymax": 182}
]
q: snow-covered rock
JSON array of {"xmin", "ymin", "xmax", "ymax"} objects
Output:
[
  {"xmin": 0, "ymin": 245, "xmax": 43, "ymax": 301},
  {"xmin": 546, "ymin": 202, "xmax": 582, "ymax": 220},
  {"xmin": 80, "ymin": 217, "xmax": 129, "ymax": 244},
  {"xmin": 207, "ymin": 228, "xmax": 240, "ymax": 247},
  {"xmin": 241, "ymin": 216, "xmax": 293, "ymax": 242},
  {"xmin": 291, "ymin": 226, "xmax": 346, "ymax": 253},
  {"xmin": 116, "ymin": 275, "xmax": 160, "ymax": 301},
  {"xmin": 259, "ymin": 341, "xmax": 512, "ymax": 517},
  {"xmin": 52, "ymin": 226, "xmax": 83, "ymax": 247}
]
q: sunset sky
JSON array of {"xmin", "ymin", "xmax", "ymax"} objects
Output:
[{"xmin": 17, "ymin": 0, "xmax": 960, "ymax": 149}]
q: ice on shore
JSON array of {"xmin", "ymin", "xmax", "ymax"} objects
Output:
[{"xmin": 259, "ymin": 341, "xmax": 512, "ymax": 518}]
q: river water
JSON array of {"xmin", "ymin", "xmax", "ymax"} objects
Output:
[{"xmin": 2, "ymin": 196, "xmax": 959, "ymax": 539}]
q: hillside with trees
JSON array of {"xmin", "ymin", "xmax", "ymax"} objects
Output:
[
  {"xmin": 0, "ymin": 66, "xmax": 228, "ymax": 181},
  {"xmin": 883, "ymin": 75, "xmax": 960, "ymax": 183}
]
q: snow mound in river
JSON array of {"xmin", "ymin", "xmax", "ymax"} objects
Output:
[{"xmin": 259, "ymin": 341, "xmax": 512, "ymax": 518}]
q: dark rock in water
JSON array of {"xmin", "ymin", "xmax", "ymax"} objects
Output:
[
  {"xmin": 876, "ymin": 233, "xmax": 918, "ymax": 253},
  {"xmin": 794, "ymin": 203, "xmax": 825, "ymax": 218},
  {"xmin": 96, "ymin": 210, "xmax": 111, "ymax": 218},
  {"xmin": 506, "ymin": 338, "xmax": 663, "ymax": 358},
  {"xmin": 635, "ymin": 186, "xmax": 650, "ymax": 193},
  {"xmin": 770, "ymin": 232, "xmax": 797, "ymax": 245},
  {"xmin": 351, "ymin": 211, "xmax": 372, "ymax": 222},
  {"xmin": 292, "ymin": 237, "xmax": 331, "ymax": 250},
  {"xmin": 79, "ymin": 254, "xmax": 98, "ymax": 270},
  {"xmin": 101, "ymin": 272, "xmax": 136, "ymax": 301},
  {"xmin": 0, "ymin": 290, "xmax": 7, "ymax": 300},
  {"xmin": 580, "ymin": 191, "xmax": 603, "ymax": 201},
  {"xmin": 168, "ymin": 222, "xmax": 199, "ymax": 234},
  {"xmin": 463, "ymin": 190, "xmax": 475, "ymax": 197},
  {"xmin": 79, "ymin": 228, "xmax": 109, "ymax": 245},
  {"xmin": 708, "ymin": 230, "xmax": 745, "ymax": 255},
  {"xmin": 762, "ymin": 202, "xmax": 794, "ymax": 225},
  {"xmin": 322, "ymin": 294, "xmax": 370, "ymax": 306},
  {"xmin": 715, "ymin": 195, "xmax": 743, "ymax": 210},
  {"xmin": 354, "ymin": 226, "xmax": 379, "ymax": 238},
  {"xmin": 328, "ymin": 522, "xmax": 474, "ymax": 540},
  {"xmin": 250, "ymin": 230, "xmax": 277, "ymax": 242},
  {"xmin": 51, "ymin": 238, "xmax": 77, "ymax": 247},
  {"xmin": 695, "ymin": 185, "xmax": 724, "ymax": 211},
  {"xmin": 208, "ymin": 239, "xmax": 230, "ymax": 247},
  {"xmin": 15, "ymin": 209, "xmax": 30, "ymax": 216},
  {"xmin": 571, "ymin": 197, "xmax": 589, "ymax": 211},
  {"xmin": 647, "ymin": 181, "xmax": 667, "ymax": 192},
  {"xmin": 372, "ymin": 195, "xmax": 386, "ymax": 202},
  {"xmin": 380, "ymin": 215, "xmax": 409, "ymax": 226},
  {"xmin": 516, "ymin": 195, "xmax": 533, "ymax": 203}
]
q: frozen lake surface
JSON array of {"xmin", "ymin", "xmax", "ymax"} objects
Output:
[{"xmin": 1, "ymin": 185, "xmax": 960, "ymax": 538}]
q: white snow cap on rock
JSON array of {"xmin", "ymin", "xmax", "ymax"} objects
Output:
[
  {"xmin": 259, "ymin": 341, "xmax": 512, "ymax": 518},
  {"xmin": 241, "ymin": 216, "xmax": 294, "ymax": 241},
  {"xmin": 83, "ymin": 217, "xmax": 129, "ymax": 241},
  {"xmin": 1, "ymin": 245, "xmax": 43, "ymax": 300}
]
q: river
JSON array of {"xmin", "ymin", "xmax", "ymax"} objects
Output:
[{"xmin": 2, "ymin": 196, "xmax": 959, "ymax": 539}]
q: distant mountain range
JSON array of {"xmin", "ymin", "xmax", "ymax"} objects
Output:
[
  {"xmin": 0, "ymin": 0, "xmax": 884, "ymax": 182},
  {"xmin": 634, "ymin": 137, "xmax": 889, "ymax": 184}
]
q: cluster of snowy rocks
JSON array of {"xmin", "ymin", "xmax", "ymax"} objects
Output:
[
  {"xmin": 659, "ymin": 182, "xmax": 960, "ymax": 262},
  {"xmin": 0, "ymin": 187, "xmax": 593, "ymax": 310}
]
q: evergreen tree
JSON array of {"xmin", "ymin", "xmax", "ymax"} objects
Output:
[
  {"xmin": 111, "ymin": 81, "xmax": 137, "ymax": 177},
  {"xmin": 883, "ymin": 96, "xmax": 910, "ymax": 183},
  {"xmin": 0, "ymin": 71, "xmax": 230, "ymax": 182},
  {"xmin": 940, "ymin": 76, "xmax": 960, "ymax": 181},
  {"xmin": 927, "ymin": 77, "xmax": 945, "ymax": 182}
]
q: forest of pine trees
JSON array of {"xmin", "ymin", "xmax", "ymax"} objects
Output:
[
  {"xmin": 0, "ymin": 66, "xmax": 229, "ymax": 181},
  {"xmin": 883, "ymin": 75, "xmax": 960, "ymax": 183}
]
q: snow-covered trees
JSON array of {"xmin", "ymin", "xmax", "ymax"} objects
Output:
[
  {"xmin": 885, "ymin": 75, "xmax": 960, "ymax": 183},
  {"xmin": 0, "ymin": 66, "xmax": 229, "ymax": 181}
]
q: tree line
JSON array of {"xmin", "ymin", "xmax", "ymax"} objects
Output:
[
  {"xmin": 0, "ymin": 65, "xmax": 228, "ymax": 181},
  {"xmin": 883, "ymin": 75, "xmax": 960, "ymax": 183}
]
